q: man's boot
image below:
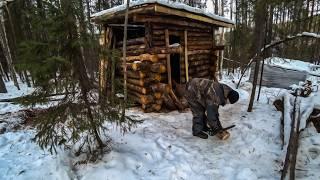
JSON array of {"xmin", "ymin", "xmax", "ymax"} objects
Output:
[{"xmin": 193, "ymin": 131, "xmax": 208, "ymax": 139}]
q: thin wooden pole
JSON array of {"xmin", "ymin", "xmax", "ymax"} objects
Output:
[
  {"xmin": 184, "ymin": 30, "xmax": 189, "ymax": 82},
  {"xmin": 165, "ymin": 29, "xmax": 172, "ymax": 87},
  {"xmin": 111, "ymin": 36, "xmax": 116, "ymax": 105},
  {"xmin": 122, "ymin": 0, "xmax": 130, "ymax": 116},
  {"xmin": 212, "ymin": 27, "xmax": 218, "ymax": 81},
  {"xmin": 247, "ymin": 56, "xmax": 261, "ymax": 112},
  {"xmin": 219, "ymin": 27, "xmax": 225, "ymax": 80},
  {"xmin": 99, "ymin": 28, "xmax": 107, "ymax": 96},
  {"xmin": 257, "ymin": 58, "xmax": 265, "ymax": 101}
]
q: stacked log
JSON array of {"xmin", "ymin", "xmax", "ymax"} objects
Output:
[
  {"xmin": 117, "ymin": 36, "xmax": 167, "ymax": 112},
  {"xmin": 118, "ymin": 36, "xmax": 184, "ymax": 112},
  {"xmin": 126, "ymin": 61, "xmax": 168, "ymax": 112}
]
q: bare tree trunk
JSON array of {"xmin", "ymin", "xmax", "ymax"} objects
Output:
[
  {"xmin": 18, "ymin": 72, "xmax": 25, "ymax": 83},
  {"xmin": 0, "ymin": 14, "xmax": 20, "ymax": 90},
  {"xmin": 247, "ymin": 0, "xmax": 266, "ymax": 112},
  {"xmin": 0, "ymin": 62, "xmax": 7, "ymax": 81},
  {"xmin": 85, "ymin": 0, "xmax": 98, "ymax": 80},
  {"xmin": 122, "ymin": 0, "xmax": 130, "ymax": 118},
  {"xmin": 214, "ymin": 0, "xmax": 219, "ymax": 14},
  {"xmin": 0, "ymin": 74, "xmax": 7, "ymax": 93},
  {"xmin": 23, "ymin": 70, "xmax": 31, "ymax": 87}
]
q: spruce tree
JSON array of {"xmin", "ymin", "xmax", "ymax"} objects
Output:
[{"xmin": 15, "ymin": 0, "xmax": 135, "ymax": 161}]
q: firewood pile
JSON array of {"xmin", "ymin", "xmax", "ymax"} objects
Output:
[{"xmin": 117, "ymin": 37, "xmax": 188, "ymax": 112}]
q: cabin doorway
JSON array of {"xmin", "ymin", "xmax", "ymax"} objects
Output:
[{"xmin": 169, "ymin": 35, "xmax": 181, "ymax": 84}]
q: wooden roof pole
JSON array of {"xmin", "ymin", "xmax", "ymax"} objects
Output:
[
  {"xmin": 184, "ymin": 30, "xmax": 189, "ymax": 82},
  {"xmin": 165, "ymin": 29, "xmax": 172, "ymax": 87}
]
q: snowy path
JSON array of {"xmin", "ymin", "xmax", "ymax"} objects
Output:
[{"xmin": 78, "ymin": 90, "xmax": 283, "ymax": 180}]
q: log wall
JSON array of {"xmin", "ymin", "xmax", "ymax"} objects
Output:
[
  {"xmin": 113, "ymin": 17, "xmax": 220, "ymax": 112},
  {"xmin": 151, "ymin": 23, "xmax": 217, "ymax": 83}
]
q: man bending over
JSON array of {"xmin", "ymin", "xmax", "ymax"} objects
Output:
[{"xmin": 176, "ymin": 78, "xmax": 239, "ymax": 139}]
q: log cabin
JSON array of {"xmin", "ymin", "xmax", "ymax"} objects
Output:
[{"xmin": 92, "ymin": 0, "xmax": 234, "ymax": 112}]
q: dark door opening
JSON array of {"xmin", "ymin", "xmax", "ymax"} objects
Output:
[{"xmin": 169, "ymin": 35, "xmax": 181, "ymax": 84}]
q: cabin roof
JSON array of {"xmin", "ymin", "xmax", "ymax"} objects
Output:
[{"xmin": 91, "ymin": 0, "xmax": 235, "ymax": 28}]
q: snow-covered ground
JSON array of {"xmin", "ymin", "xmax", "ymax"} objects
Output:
[
  {"xmin": 0, "ymin": 68, "xmax": 319, "ymax": 179},
  {"xmin": 0, "ymin": 80, "xmax": 34, "ymax": 114}
]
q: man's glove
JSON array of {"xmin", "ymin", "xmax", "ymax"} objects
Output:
[{"xmin": 208, "ymin": 125, "xmax": 222, "ymax": 136}]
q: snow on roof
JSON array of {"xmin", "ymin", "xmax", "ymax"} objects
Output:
[{"xmin": 91, "ymin": 0, "xmax": 234, "ymax": 25}]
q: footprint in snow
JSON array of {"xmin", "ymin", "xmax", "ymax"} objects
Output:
[
  {"xmin": 308, "ymin": 147, "xmax": 320, "ymax": 159},
  {"xmin": 242, "ymin": 122, "xmax": 253, "ymax": 129}
]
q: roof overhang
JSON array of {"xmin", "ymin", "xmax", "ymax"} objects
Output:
[{"xmin": 92, "ymin": 1, "xmax": 235, "ymax": 28}]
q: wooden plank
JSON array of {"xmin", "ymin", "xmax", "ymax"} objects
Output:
[
  {"xmin": 181, "ymin": 60, "xmax": 210, "ymax": 68},
  {"xmin": 188, "ymin": 31, "xmax": 212, "ymax": 37},
  {"xmin": 154, "ymin": 5, "xmax": 233, "ymax": 28},
  {"xmin": 152, "ymin": 24, "xmax": 211, "ymax": 32},
  {"xmin": 120, "ymin": 46, "xmax": 182, "ymax": 55},
  {"xmin": 124, "ymin": 54, "xmax": 159, "ymax": 62},
  {"xmin": 188, "ymin": 64, "xmax": 210, "ymax": 74},
  {"xmin": 108, "ymin": 24, "xmax": 145, "ymax": 28},
  {"xmin": 150, "ymin": 46, "xmax": 183, "ymax": 54},
  {"xmin": 188, "ymin": 36, "xmax": 211, "ymax": 41},
  {"xmin": 126, "ymin": 44, "xmax": 146, "ymax": 51},
  {"xmin": 152, "ymin": 41, "xmax": 165, "ymax": 46},
  {"xmin": 117, "ymin": 37, "xmax": 145, "ymax": 46},
  {"xmin": 165, "ymin": 29, "xmax": 172, "ymax": 87},
  {"xmin": 188, "ymin": 49, "xmax": 211, "ymax": 55},
  {"xmin": 184, "ymin": 30, "xmax": 189, "ymax": 82},
  {"xmin": 188, "ymin": 41, "xmax": 213, "ymax": 46},
  {"xmin": 188, "ymin": 44, "xmax": 212, "ymax": 50},
  {"xmin": 134, "ymin": 15, "xmax": 209, "ymax": 29},
  {"xmin": 188, "ymin": 54, "xmax": 211, "ymax": 61}
]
